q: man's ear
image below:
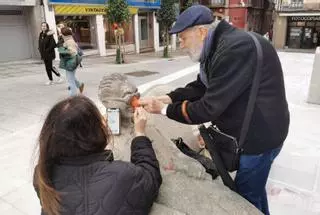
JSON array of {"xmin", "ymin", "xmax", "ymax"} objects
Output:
[{"xmin": 199, "ymin": 27, "xmax": 209, "ymax": 41}]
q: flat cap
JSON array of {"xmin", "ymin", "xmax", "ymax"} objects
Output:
[{"xmin": 169, "ymin": 5, "xmax": 214, "ymax": 34}]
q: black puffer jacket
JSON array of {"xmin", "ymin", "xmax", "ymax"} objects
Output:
[{"xmin": 34, "ymin": 136, "xmax": 162, "ymax": 215}]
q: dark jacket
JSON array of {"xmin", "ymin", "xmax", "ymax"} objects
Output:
[
  {"xmin": 38, "ymin": 30, "xmax": 56, "ymax": 60},
  {"xmin": 33, "ymin": 136, "xmax": 162, "ymax": 215},
  {"xmin": 167, "ymin": 20, "xmax": 290, "ymax": 154}
]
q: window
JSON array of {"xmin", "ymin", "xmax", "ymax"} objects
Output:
[{"xmin": 297, "ymin": 22, "xmax": 305, "ymax": 27}]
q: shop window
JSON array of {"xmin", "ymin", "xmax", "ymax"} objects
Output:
[
  {"xmin": 104, "ymin": 16, "xmax": 134, "ymax": 46},
  {"xmin": 307, "ymin": 22, "xmax": 315, "ymax": 27},
  {"xmin": 287, "ymin": 27, "xmax": 302, "ymax": 48},
  {"xmin": 56, "ymin": 16, "xmax": 97, "ymax": 49},
  {"xmin": 288, "ymin": 22, "xmax": 297, "ymax": 27},
  {"xmin": 297, "ymin": 22, "xmax": 305, "ymax": 27}
]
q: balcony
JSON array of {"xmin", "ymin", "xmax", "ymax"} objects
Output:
[
  {"xmin": 279, "ymin": 0, "xmax": 304, "ymax": 11},
  {"xmin": 228, "ymin": 0, "xmax": 265, "ymax": 9},
  {"xmin": 278, "ymin": 0, "xmax": 320, "ymax": 11},
  {"xmin": 199, "ymin": 0, "xmax": 225, "ymax": 8}
]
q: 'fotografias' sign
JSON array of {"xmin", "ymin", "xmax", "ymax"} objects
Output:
[{"xmin": 289, "ymin": 16, "xmax": 320, "ymax": 22}]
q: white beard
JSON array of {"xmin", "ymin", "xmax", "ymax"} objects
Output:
[
  {"xmin": 187, "ymin": 46, "xmax": 203, "ymax": 62},
  {"xmin": 188, "ymin": 51, "xmax": 201, "ymax": 62}
]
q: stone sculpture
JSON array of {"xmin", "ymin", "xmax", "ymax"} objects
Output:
[{"xmin": 98, "ymin": 73, "xmax": 262, "ymax": 215}]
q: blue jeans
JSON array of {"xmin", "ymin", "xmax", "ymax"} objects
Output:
[
  {"xmin": 235, "ymin": 146, "xmax": 282, "ymax": 215},
  {"xmin": 66, "ymin": 70, "xmax": 81, "ymax": 96}
]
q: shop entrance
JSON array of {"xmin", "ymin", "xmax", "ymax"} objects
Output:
[
  {"xmin": 56, "ymin": 16, "xmax": 97, "ymax": 50},
  {"xmin": 139, "ymin": 15, "xmax": 149, "ymax": 49},
  {"xmin": 286, "ymin": 16, "xmax": 320, "ymax": 49}
]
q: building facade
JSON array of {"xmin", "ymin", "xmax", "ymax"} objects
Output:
[
  {"xmin": 273, "ymin": 0, "xmax": 320, "ymax": 49},
  {"xmin": 194, "ymin": 0, "xmax": 274, "ymax": 34},
  {"xmin": 0, "ymin": 0, "xmax": 168, "ymax": 62},
  {"xmin": 0, "ymin": 0, "xmax": 43, "ymax": 62},
  {"xmin": 45, "ymin": 0, "xmax": 163, "ymax": 57}
]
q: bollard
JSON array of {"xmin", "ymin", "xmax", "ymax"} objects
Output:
[{"xmin": 307, "ymin": 47, "xmax": 320, "ymax": 105}]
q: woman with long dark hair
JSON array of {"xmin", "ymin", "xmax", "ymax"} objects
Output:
[
  {"xmin": 33, "ymin": 96, "xmax": 161, "ymax": 215},
  {"xmin": 38, "ymin": 22, "xmax": 62, "ymax": 85}
]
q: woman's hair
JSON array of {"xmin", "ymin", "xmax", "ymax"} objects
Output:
[
  {"xmin": 41, "ymin": 22, "xmax": 50, "ymax": 32},
  {"xmin": 35, "ymin": 96, "xmax": 111, "ymax": 215},
  {"xmin": 61, "ymin": 27, "xmax": 73, "ymax": 36}
]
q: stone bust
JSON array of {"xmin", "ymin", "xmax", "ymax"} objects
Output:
[{"xmin": 98, "ymin": 73, "xmax": 262, "ymax": 215}]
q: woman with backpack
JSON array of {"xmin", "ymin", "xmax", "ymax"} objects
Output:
[{"xmin": 58, "ymin": 27, "xmax": 84, "ymax": 96}]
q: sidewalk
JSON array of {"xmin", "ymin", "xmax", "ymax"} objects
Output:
[
  {"xmin": 0, "ymin": 50, "xmax": 187, "ymax": 80},
  {"xmin": 267, "ymin": 52, "xmax": 320, "ymax": 215}
]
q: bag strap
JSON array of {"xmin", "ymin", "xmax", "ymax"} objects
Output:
[{"xmin": 238, "ymin": 32, "xmax": 263, "ymax": 148}]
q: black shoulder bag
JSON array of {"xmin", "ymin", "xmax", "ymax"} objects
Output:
[{"xmin": 199, "ymin": 32, "xmax": 263, "ymax": 190}]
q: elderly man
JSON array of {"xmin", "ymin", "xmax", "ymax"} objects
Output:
[{"xmin": 140, "ymin": 5, "xmax": 290, "ymax": 215}]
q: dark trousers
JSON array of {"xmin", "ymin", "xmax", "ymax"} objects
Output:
[
  {"xmin": 235, "ymin": 146, "xmax": 282, "ymax": 215},
  {"xmin": 43, "ymin": 59, "xmax": 60, "ymax": 81}
]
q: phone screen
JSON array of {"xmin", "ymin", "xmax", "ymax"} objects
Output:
[{"xmin": 106, "ymin": 108, "xmax": 120, "ymax": 135}]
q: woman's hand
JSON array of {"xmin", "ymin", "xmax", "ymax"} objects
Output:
[{"xmin": 134, "ymin": 107, "xmax": 148, "ymax": 137}]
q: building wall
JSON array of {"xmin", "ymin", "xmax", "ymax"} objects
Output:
[
  {"xmin": 25, "ymin": 2, "xmax": 43, "ymax": 59},
  {"xmin": 0, "ymin": 0, "xmax": 36, "ymax": 6},
  {"xmin": 273, "ymin": 15, "xmax": 287, "ymax": 49},
  {"xmin": 0, "ymin": 4, "xmax": 41, "ymax": 62},
  {"xmin": 261, "ymin": 10, "xmax": 273, "ymax": 35},
  {"xmin": 229, "ymin": 8, "xmax": 246, "ymax": 29},
  {"xmin": 148, "ymin": 12, "xmax": 154, "ymax": 48}
]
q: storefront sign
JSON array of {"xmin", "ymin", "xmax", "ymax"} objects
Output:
[
  {"xmin": 289, "ymin": 16, "xmax": 320, "ymax": 22},
  {"xmin": 49, "ymin": 0, "xmax": 106, "ymax": 4},
  {"xmin": 126, "ymin": 0, "xmax": 160, "ymax": 8},
  {"xmin": 49, "ymin": 0, "xmax": 160, "ymax": 8},
  {"xmin": 54, "ymin": 5, "xmax": 138, "ymax": 15}
]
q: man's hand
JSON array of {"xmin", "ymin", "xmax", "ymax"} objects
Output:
[
  {"xmin": 139, "ymin": 97, "xmax": 165, "ymax": 114},
  {"xmin": 157, "ymin": 95, "xmax": 172, "ymax": 104}
]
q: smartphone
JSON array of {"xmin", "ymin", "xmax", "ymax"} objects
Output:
[{"xmin": 106, "ymin": 108, "xmax": 120, "ymax": 135}]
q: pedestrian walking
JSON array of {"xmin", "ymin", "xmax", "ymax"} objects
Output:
[
  {"xmin": 58, "ymin": 27, "xmax": 84, "ymax": 96},
  {"xmin": 140, "ymin": 5, "xmax": 290, "ymax": 215},
  {"xmin": 38, "ymin": 22, "xmax": 62, "ymax": 85}
]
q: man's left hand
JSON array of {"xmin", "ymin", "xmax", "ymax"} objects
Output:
[{"xmin": 139, "ymin": 97, "xmax": 165, "ymax": 114}]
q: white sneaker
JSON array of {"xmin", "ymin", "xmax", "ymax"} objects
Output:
[{"xmin": 45, "ymin": 81, "xmax": 53, "ymax": 85}]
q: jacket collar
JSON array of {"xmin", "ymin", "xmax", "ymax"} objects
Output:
[
  {"xmin": 209, "ymin": 20, "xmax": 236, "ymax": 55},
  {"xmin": 57, "ymin": 150, "xmax": 114, "ymax": 166}
]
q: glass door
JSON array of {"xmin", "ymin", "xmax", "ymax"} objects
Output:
[{"xmin": 139, "ymin": 16, "xmax": 148, "ymax": 49}]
